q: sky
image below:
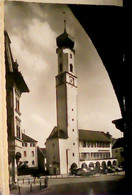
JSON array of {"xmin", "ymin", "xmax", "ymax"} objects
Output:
[{"xmin": 4, "ymin": 1, "xmax": 122, "ymax": 147}]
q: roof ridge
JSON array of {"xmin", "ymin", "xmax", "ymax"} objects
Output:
[
  {"xmin": 22, "ymin": 133, "xmax": 37, "ymax": 142},
  {"xmin": 79, "ymin": 129, "xmax": 104, "ymax": 133}
]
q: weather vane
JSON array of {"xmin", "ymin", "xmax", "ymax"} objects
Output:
[{"xmin": 63, "ymin": 11, "xmax": 66, "ymax": 32}]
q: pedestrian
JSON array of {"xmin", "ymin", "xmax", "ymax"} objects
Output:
[{"xmin": 44, "ymin": 176, "xmax": 48, "ymax": 188}]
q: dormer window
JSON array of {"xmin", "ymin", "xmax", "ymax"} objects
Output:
[
  {"xmin": 59, "ymin": 63, "xmax": 63, "ymax": 72},
  {"xmin": 70, "ymin": 63, "xmax": 73, "ymax": 72}
]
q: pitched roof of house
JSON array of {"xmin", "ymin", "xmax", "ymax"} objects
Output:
[
  {"xmin": 46, "ymin": 128, "xmax": 111, "ymax": 142},
  {"xmin": 4, "ymin": 31, "xmax": 29, "ymax": 93},
  {"xmin": 22, "ymin": 133, "xmax": 37, "ymax": 143},
  {"xmin": 112, "ymin": 137, "xmax": 125, "ymax": 149},
  {"xmin": 79, "ymin": 129, "xmax": 111, "ymax": 142},
  {"xmin": 46, "ymin": 126, "xmax": 68, "ymax": 141}
]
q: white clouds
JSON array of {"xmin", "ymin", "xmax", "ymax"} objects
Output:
[
  {"xmin": 5, "ymin": 2, "xmax": 122, "ymax": 146},
  {"xmin": 30, "ymin": 113, "xmax": 50, "ymax": 128},
  {"xmin": 28, "ymin": 18, "xmax": 56, "ymax": 52}
]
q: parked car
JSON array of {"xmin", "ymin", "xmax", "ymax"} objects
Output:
[
  {"xmin": 114, "ymin": 166, "xmax": 123, "ymax": 172},
  {"xmin": 74, "ymin": 168, "xmax": 90, "ymax": 176},
  {"xmin": 107, "ymin": 166, "xmax": 116, "ymax": 173},
  {"xmin": 101, "ymin": 168, "xmax": 108, "ymax": 174}
]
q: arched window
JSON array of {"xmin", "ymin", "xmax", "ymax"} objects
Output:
[
  {"xmin": 70, "ymin": 63, "xmax": 73, "ymax": 72},
  {"xmin": 59, "ymin": 63, "xmax": 63, "ymax": 72}
]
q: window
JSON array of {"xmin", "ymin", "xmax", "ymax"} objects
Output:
[
  {"xmin": 87, "ymin": 142, "xmax": 90, "ymax": 147},
  {"xmin": 93, "ymin": 142, "xmax": 96, "ymax": 147},
  {"xmin": 32, "ymin": 151, "xmax": 34, "ymax": 157},
  {"xmin": 23, "ymin": 142, "xmax": 27, "ymax": 147},
  {"xmin": 72, "ymin": 153, "xmax": 75, "ymax": 157},
  {"xmin": 73, "ymin": 143, "xmax": 75, "ymax": 145},
  {"xmin": 59, "ymin": 63, "xmax": 63, "ymax": 72},
  {"xmin": 83, "ymin": 141, "xmax": 86, "ymax": 147},
  {"xmin": 70, "ymin": 63, "xmax": 73, "ymax": 72},
  {"xmin": 32, "ymin": 160, "xmax": 35, "ymax": 165},
  {"xmin": 70, "ymin": 54, "xmax": 72, "ymax": 59},
  {"xmin": 72, "ymin": 129, "xmax": 74, "ymax": 132},
  {"xmin": 72, "ymin": 118, "xmax": 74, "ymax": 121},
  {"xmin": 24, "ymin": 151, "xmax": 26, "ymax": 157},
  {"xmin": 15, "ymin": 97, "xmax": 20, "ymax": 112},
  {"xmin": 30, "ymin": 143, "xmax": 35, "ymax": 147},
  {"xmin": 107, "ymin": 143, "xmax": 110, "ymax": 147},
  {"xmin": 16, "ymin": 125, "xmax": 20, "ymax": 139},
  {"xmin": 72, "ymin": 108, "xmax": 74, "ymax": 111}
]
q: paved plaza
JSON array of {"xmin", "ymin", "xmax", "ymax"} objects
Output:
[{"xmin": 10, "ymin": 172, "xmax": 127, "ymax": 195}]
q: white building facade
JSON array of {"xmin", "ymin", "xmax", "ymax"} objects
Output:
[
  {"xmin": 5, "ymin": 31, "xmax": 29, "ymax": 183},
  {"xmin": 79, "ymin": 129, "xmax": 117, "ymax": 169},
  {"xmin": 20, "ymin": 133, "xmax": 38, "ymax": 168}
]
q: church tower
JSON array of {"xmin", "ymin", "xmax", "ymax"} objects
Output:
[{"xmin": 56, "ymin": 22, "xmax": 79, "ymax": 174}]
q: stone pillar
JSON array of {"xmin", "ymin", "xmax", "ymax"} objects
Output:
[{"xmin": 0, "ymin": 1, "xmax": 10, "ymax": 194}]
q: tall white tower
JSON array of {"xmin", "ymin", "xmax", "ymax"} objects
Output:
[{"xmin": 56, "ymin": 23, "xmax": 79, "ymax": 174}]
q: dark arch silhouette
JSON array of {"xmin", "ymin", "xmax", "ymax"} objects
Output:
[
  {"xmin": 107, "ymin": 161, "xmax": 111, "ymax": 167},
  {"xmin": 113, "ymin": 160, "xmax": 117, "ymax": 166},
  {"xmin": 69, "ymin": 5, "xmax": 132, "ymax": 190},
  {"xmin": 81, "ymin": 163, "xmax": 88, "ymax": 169},
  {"xmin": 96, "ymin": 162, "xmax": 100, "ymax": 168},
  {"xmin": 89, "ymin": 162, "xmax": 94, "ymax": 167},
  {"xmin": 102, "ymin": 161, "xmax": 106, "ymax": 169},
  {"xmin": 70, "ymin": 163, "xmax": 78, "ymax": 175}
]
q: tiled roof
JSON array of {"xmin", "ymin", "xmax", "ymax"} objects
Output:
[
  {"xmin": 47, "ymin": 126, "xmax": 68, "ymax": 140},
  {"xmin": 112, "ymin": 137, "xmax": 125, "ymax": 149},
  {"xmin": 4, "ymin": 31, "xmax": 29, "ymax": 93},
  {"xmin": 79, "ymin": 129, "xmax": 111, "ymax": 142},
  {"xmin": 47, "ymin": 128, "xmax": 111, "ymax": 142},
  {"xmin": 22, "ymin": 133, "xmax": 37, "ymax": 143}
]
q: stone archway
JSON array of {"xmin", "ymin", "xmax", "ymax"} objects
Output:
[
  {"xmin": 70, "ymin": 163, "xmax": 78, "ymax": 175},
  {"xmin": 15, "ymin": 152, "xmax": 21, "ymax": 164},
  {"xmin": 96, "ymin": 161, "xmax": 100, "ymax": 168},
  {"xmin": 107, "ymin": 161, "xmax": 111, "ymax": 167},
  {"xmin": 89, "ymin": 162, "xmax": 94, "ymax": 168},
  {"xmin": 102, "ymin": 161, "xmax": 106, "ymax": 169},
  {"xmin": 113, "ymin": 160, "xmax": 117, "ymax": 166},
  {"xmin": 81, "ymin": 163, "xmax": 88, "ymax": 169}
]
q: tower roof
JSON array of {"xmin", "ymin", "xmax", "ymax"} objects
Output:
[{"xmin": 56, "ymin": 23, "xmax": 75, "ymax": 49}]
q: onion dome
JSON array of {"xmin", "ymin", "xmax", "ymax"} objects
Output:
[{"xmin": 56, "ymin": 20, "xmax": 75, "ymax": 49}]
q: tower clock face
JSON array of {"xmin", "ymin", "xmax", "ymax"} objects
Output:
[{"xmin": 69, "ymin": 76, "xmax": 74, "ymax": 85}]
